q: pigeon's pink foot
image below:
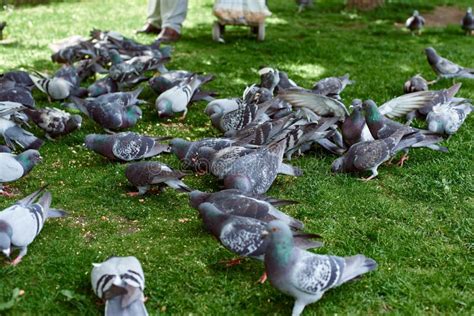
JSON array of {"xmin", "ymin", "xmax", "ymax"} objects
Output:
[
  {"xmin": 359, "ymin": 175, "xmax": 376, "ymax": 182},
  {"xmin": 397, "ymin": 155, "xmax": 409, "ymax": 167},
  {"xmin": 257, "ymin": 272, "xmax": 267, "ymax": 284},
  {"xmin": 126, "ymin": 192, "xmax": 140, "ymax": 197},
  {"xmin": 10, "ymin": 256, "xmax": 22, "ymax": 266},
  {"xmin": 0, "ymin": 188, "xmax": 15, "ymax": 198},
  {"xmin": 221, "ymin": 258, "xmax": 242, "ymax": 267}
]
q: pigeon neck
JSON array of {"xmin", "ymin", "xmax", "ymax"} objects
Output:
[
  {"xmin": 365, "ymin": 105, "xmax": 382, "ymax": 124},
  {"xmin": 16, "ymin": 153, "xmax": 35, "ymax": 174},
  {"xmin": 269, "ymin": 234, "xmax": 294, "ymax": 267}
]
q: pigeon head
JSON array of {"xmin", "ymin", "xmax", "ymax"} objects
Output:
[
  {"xmin": 362, "ymin": 100, "xmax": 382, "ymax": 123},
  {"xmin": 264, "ymin": 220, "xmax": 294, "ymax": 264},
  {"xmin": 413, "ymin": 10, "xmax": 419, "ymax": 16},
  {"xmin": 156, "ymin": 99, "xmax": 173, "ymax": 118},
  {"xmin": 17, "ymin": 149, "xmax": 42, "ymax": 172},
  {"xmin": 331, "ymin": 157, "xmax": 345, "ymax": 173},
  {"xmin": 259, "ymin": 67, "xmax": 280, "ymax": 92},
  {"xmin": 350, "ymin": 99, "xmax": 362, "ymax": 110},
  {"xmin": 66, "ymin": 114, "xmax": 82, "ymax": 132},
  {"xmin": 0, "ymin": 220, "xmax": 13, "ymax": 258},
  {"xmin": 189, "ymin": 190, "xmax": 211, "ymax": 209},
  {"xmin": 428, "ymin": 119, "xmax": 444, "ymax": 135},
  {"xmin": 224, "ymin": 174, "xmax": 252, "ymax": 193},
  {"xmin": 126, "ymin": 105, "xmax": 143, "ymax": 124},
  {"xmin": 468, "ymin": 7, "xmax": 472, "ymax": 14},
  {"xmin": 169, "ymin": 138, "xmax": 191, "ymax": 160}
]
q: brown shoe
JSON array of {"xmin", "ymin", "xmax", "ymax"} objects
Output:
[
  {"xmin": 136, "ymin": 23, "xmax": 161, "ymax": 34},
  {"xmin": 156, "ymin": 27, "xmax": 181, "ymax": 43}
]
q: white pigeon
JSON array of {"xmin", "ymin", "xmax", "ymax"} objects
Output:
[{"xmin": 155, "ymin": 75, "xmax": 202, "ymax": 119}]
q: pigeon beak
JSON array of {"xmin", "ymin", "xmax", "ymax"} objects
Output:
[
  {"xmin": 2, "ymin": 248, "xmax": 10, "ymax": 258},
  {"xmin": 261, "ymin": 230, "xmax": 269, "ymax": 239}
]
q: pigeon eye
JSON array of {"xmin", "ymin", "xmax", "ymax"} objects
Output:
[{"xmin": 272, "ymin": 228, "xmax": 278, "ymax": 232}]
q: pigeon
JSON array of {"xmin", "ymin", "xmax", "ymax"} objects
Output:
[
  {"xmin": 24, "ymin": 107, "xmax": 82, "ymax": 139},
  {"xmin": 125, "ymin": 161, "xmax": 191, "ymax": 196},
  {"xmin": 205, "ymin": 97, "xmax": 242, "ymax": 129},
  {"xmin": 341, "ymin": 99, "xmax": 373, "ymax": 147},
  {"xmin": 156, "ymin": 75, "xmax": 206, "ymax": 119},
  {"xmin": 0, "ymin": 149, "xmax": 42, "ymax": 195},
  {"xmin": 295, "ymin": 0, "xmax": 313, "ymax": 13},
  {"xmin": 198, "ymin": 203, "xmax": 322, "ymax": 270},
  {"xmin": 71, "ymin": 96, "xmax": 142, "ymax": 132},
  {"xmin": 427, "ymin": 100, "xmax": 473, "ymax": 135},
  {"xmin": 0, "ymin": 145, "xmax": 11, "ymax": 153},
  {"xmin": 91, "ymin": 256, "xmax": 148, "ymax": 316},
  {"xmin": 54, "ymin": 65, "xmax": 88, "ymax": 98},
  {"xmin": 406, "ymin": 10, "xmax": 425, "ymax": 35},
  {"xmin": 170, "ymin": 137, "xmax": 237, "ymax": 171},
  {"xmin": 362, "ymin": 99, "xmax": 447, "ymax": 165},
  {"xmin": 189, "ymin": 189, "xmax": 304, "ymax": 230},
  {"xmin": 1, "ymin": 71, "xmax": 35, "ymax": 89},
  {"xmin": 403, "ymin": 74, "xmax": 428, "ymax": 94},
  {"xmin": 311, "ymin": 74, "xmax": 353, "ymax": 100},
  {"xmin": 0, "ymin": 187, "xmax": 67, "ymax": 265},
  {"xmin": 425, "ymin": 47, "xmax": 474, "ymax": 81},
  {"xmin": 258, "ymin": 67, "xmax": 280, "ymax": 95},
  {"xmin": 149, "ymin": 71, "xmax": 214, "ymax": 100},
  {"xmin": 85, "ymin": 132, "xmax": 169, "ymax": 161},
  {"xmin": 93, "ymin": 88, "xmax": 145, "ymax": 107},
  {"xmin": 264, "ymin": 220, "xmax": 377, "ymax": 316},
  {"xmin": 461, "ymin": 7, "xmax": 474, "ymax": 35},
  {"xmin": 331, "ymin": 128, "xmax": 408, "ymax": 180},
  {"xmin": 29, "ymin": 73, "xmax": 73, "ymax": 101},
  {"xmin": 0, "ymin": 86, "xmax": 35, "ymax": 108},
  {"xmin": 87, "ymin": 77, "xmax": 119, "ymax": 97},
  {"xmin": 223, "ymin": 139, "xmax": 300, "ymax": 195},
  {"xmin": 0, "ymin": 105, "xmax": 44, "ymax": 150}
]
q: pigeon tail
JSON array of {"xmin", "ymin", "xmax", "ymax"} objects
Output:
[
  {"xmin": 105, "ymin": 296, "xmax": 148, "ymax": 316},
  {"xmin": 4, "ymin": 125, "xmax": 44, "ymax": 150},
  {"xmin": 17, "ymin": 185, "xmax": 49, "ymax": 206},
  {"xmin": 278, "ymin": 163, "xmax": 303, "ymax": 177},
  {"xmin": 69, "ymin": 96, "xmax": 90, "ymax": 116},
  {"xmin": 37, "ymin": 191, "xmax": 52, "ymax": 210},
  {"xmin": 293, "ymin": 235, "xmax": 323, "ymax": 250},
  {"xmin": 339, "ymin": 254, "xmax": 377, "ymax": 285},
  {"xmin": 47, "ymin": 209, "xmax": 68, "ymax": 218}
]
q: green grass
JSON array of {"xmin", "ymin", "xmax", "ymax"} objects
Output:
[{"xmin": 0, "ymin": 0, "xmax": 473, "ymax": 314}]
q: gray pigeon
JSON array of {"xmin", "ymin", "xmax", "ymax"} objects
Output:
[
  {"xmin": 295, "ymin": 0, "xmax": 313, "ymax": 13},
  {"xmin": 189, "ymin": 189, "xmax": 304, "ymax": 230},
  {"xmin": 425, "ymin": 47, "xmax": 474, "ymax": 81},
  {"xmin": 264, "ymin": 220, "xmax": 377, "ymax": 316},
  {"xmin": 461, "ymin": 7, "xmax": 474, "ymax": 35},
  {"xmin": 0, "ymin": 71, "xmax": 35, "ymax": 89},
  {"xmin": 29, "ymin": 73, "xmax": 73, "ymax": 101},
  {"xmin": 156, "ymin": 75, "xmax": 205, "ymax": 119},
  {"xmin": 91, "ymin": 256, "xmax": 148, "ymax": 316},
  {"xmin": 0, "ymin": 150, "xmax": 42, "ymax": 195},
  {"xmin": 0, "ymin": 115, "xmax": 44, "ymax": 150},
  {"xmin": 85, "ymin": 132, "xmax": 169, "ymax": 161},
  {"xmin": 125, "ymin": 161, "xmax": 191, "ymax": 196},
  {"xmin": 0, "ymin": 86, "xmax": 35, "ymax": 108},
  {"xmin": 403, "ymin": 74, "xmax": 428, "ymax": 94},
  {"xmin": 223, "ymin": 139, "xmax": 300, "ymax": 195},
  {"xmin": 427, "ymin": 100, "xmax": 473, "ymax": 135},
  {"xmin": 258, "ymin": 67, "xmax": 280, "ymax": 95},
  {"xmin": 311, "ymin": 74, "xmax": 353, "ymax": 100},
  {"xmin": 0, "ymin": 145, "xmax": 11, "ymax": 153},
  {"xmin": 88, "ymin": 77, "xmax": 118, "ymax": 97},
  {"xmin": 205, "ymin": 97, "xmax": 241, "ymax": 129},
  {"xmin": 331, "ymin": 128, "xmax": 407, "ymax": 180},
  {"xmin": 405, "ymin": 10, "xmax": 425, "ymax": 35},
  {"xmin": 198, "ymin": 203, "xmax": 322, "ymax": 272},
  {"xmin": 0, "ymin": 187, "xmax": 67, "ymax": 265},
  {"xmin": 170, "ymin": 137, "xmax": 237, "ymax": 171},
  {"xmin": 149, "ymin": 71, "xmax": 214, "ymax": 101},
  {"xmin": 71, "ymin": 96, "xmax": 142, "ymax": 132},
  {"xmin": 363, "ymin": 99, "xmax": 447, "ymax": 165},
  {"xmin": 24, "ymin": 107, "xmax": 82, "ymax": 139}
]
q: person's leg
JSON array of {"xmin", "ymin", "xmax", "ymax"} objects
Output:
[
  {"xmin": 146, "ymin": 0, "xmax": 162, "ymax": 28},
  {"xmin": 160, "ymin": 0, "xmax": 188, "ymax": 33},
  {"xmin": 137, "ymin": 0, "xmax": 162, "ymax": 33}
]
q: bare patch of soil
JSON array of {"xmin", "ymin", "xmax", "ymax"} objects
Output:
[{"xmin": 424, "ymin": 6, "xmax": 465, "ymax": 27}]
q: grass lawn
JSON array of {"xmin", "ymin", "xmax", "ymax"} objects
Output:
[{"xmin": 0, "ymin": 0, "xmax": 473, "ymax": 314}]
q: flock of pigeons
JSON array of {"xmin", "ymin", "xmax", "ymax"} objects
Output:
[
  {"xmin": 406, "ymin": 7, "xmax": 474, "ymax": 35},
  {"xmin": 0, "ymin": 11, "xmax": 473, "ymax": 316}
]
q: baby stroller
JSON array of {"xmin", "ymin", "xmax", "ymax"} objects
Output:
[{"xmin": 212, "ymin": 0, "xmax": 271, "ymax": 42}]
